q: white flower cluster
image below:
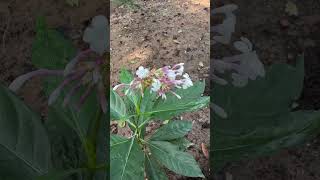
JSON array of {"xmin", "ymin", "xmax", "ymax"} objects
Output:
[
  {"xmin": 114, "ymin": 63, "xmax": 193, "ymax": 100},
  {"xmin": 212, "ymin": 4, "xmax": 266, "ymax": 118}
]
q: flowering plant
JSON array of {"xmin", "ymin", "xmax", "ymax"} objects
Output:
[
  {"xmin": 110, "ymin": 64, "xmax": 209, "ymax": 179},
  {"xmin": 211, "ymin": 4, "xmax": 320, "ymax": 174},
  {"xmin": 0, "ymin": 15, "xmax": 108, "ymax": 180},
  {"xmin": 114, "ymin": 63, "xmax": 193, "ymax": 99}
]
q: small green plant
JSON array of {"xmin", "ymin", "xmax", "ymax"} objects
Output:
[{"xmin": 111, "ymin": 65, "xmax": 209, "ymax": 179}]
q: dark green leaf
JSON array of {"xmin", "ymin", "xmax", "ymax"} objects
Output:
[
  {"xmin": 145, "ymin": 154, "xmax": 168, "ymax": 180},
  {"xmin": 111, "ymin": 135, "xmax": 144, "ymax": 180},
  {"xmin": 150, "ymin": 121, "xmax": 192, "ymax": 141},
  {"xmin": 36, "ymin": 168, "xmax": 85, "ymax": 180},
  {"xmin": 149, "ymin": 141, "xmax": 204, "ymax": 177},
  {"xmin": 94, "ymin": 113, "xmax": 109, "ymax": 180},
  {"xmin": 32, "ymin": 17, "xmax": 76, "ymax": 69},
  {"xmin": 169, "ymin": 138, "xmax": 194, "ymax": 151},
  {"xmin": 212, "ymin": 56, "xmax": 320, "ymax": 170},
  {"xmin": 119, "ymin": 68, "xmax": 134, "ymax": 84},
  {"xmin": 110, "ymin": 90, "xmax": 127, "ymax": 121},
  {"xmin": 48, "ymin": 91, "xmax": 98, "ymax": 141},
  {"xmin": 0, "ymin": 84, "xmax": 51, "ymax": 179},
  {"xmin": 137, "ymin": 90, "xmax": 157, "ymax": 125},
  {"xmin": 151, "ymin": 81, "xmax": 209, "ymax": 120}
]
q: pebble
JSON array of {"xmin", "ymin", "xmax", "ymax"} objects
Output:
[{"xmin": 199, "ymin": 61, "xmax": 204, "ymax": 67}]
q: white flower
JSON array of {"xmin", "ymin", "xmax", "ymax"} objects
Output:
[
  {"xmin": 182, "ymin": 73, "xmax": 193, "ymax": 89},
  {"xmin": 160, "ymin": 93, "xmax": 167, "ymax": 99},
  {"xmin": 166, "ymin": 70, "xmax": 176, "ymax": 80},
  {"xmin": 136, "ymin": 66, "xmax": 149, "ymax": 79},
  {"xmin": 170, "ymin": 91, "xmax": 181, "ymax": 99},
  {"xmin": 173, "ymin": 63, "xmax": 184, "ymax": 76},
  {"xmin": 151, "ymin": 78, "xmax": 161, "ymax": 92},
  {"xmin": 83, "ymin": 15, "xmax": 109, "ymax": 55}
]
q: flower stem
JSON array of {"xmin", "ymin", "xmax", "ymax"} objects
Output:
[{"xmin": 86, "ymin": 108, "xmax": 103, "ymax": 180}]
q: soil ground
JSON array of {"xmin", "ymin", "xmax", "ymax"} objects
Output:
[
  {"xmin": 110, "ymin": 0, "xmax": 210, "ymax": 179},
  {"xmin": 213, "ymin": 0, "xmax": 320, "ymax": 180}
]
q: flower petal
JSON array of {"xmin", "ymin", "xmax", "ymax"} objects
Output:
[{"xmin": 9, "ymin": 69, "xmax": 63, "ymax": 92}]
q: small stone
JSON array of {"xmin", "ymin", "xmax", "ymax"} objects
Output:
[
  {"xmin": 199, "ymin": 61, "xmax": 204, "ymax": 67},
  {"xmin": 173, "ymin": 40, "xmax": 181, "ymax": 44}
]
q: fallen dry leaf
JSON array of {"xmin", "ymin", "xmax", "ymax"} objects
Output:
[
  {"xmin": 173, "ymin": 40, "xmax": 181, "ymax": 44},
  {"xmin": 201, "ymin": 143, "xmax": 209, "ymax": 159}
]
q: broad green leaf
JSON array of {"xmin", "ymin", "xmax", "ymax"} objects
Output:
[
  {"xmin": 211, "ymin": 56, "xmax": 320, "ymax": 170},
  {"xmin": 32, "ymin": 16, "xmax": 76, "ymax": 69},
  {"xmin": 95, "ymin": 113, "xmax": 109, "ymax": 180},
  {"xmin": 110, "ymin": 90, "xmax": 127, "ymax": 120},
  {"xmin": 151, "ymin": 81, "xmax": 209, "ymax": 120},
  {"xmin": 119, "ymin": 68, "xmax": 134, "ymax": 84},
  {"xmin": 111, "ymin": 135, "xmax": 144, "ymax": 180},
  {"xmin": 47, "ymin": 91, "xmax": 99, "ymax": 141},
  {"xmin": 65, "ymin": 0, "xmax": 79, "ymax": 7},
  {"xmin": 149, "ymin": 141, "xmax": 204, "ymax": 177},
  {"xmin": 0, "ymin": 84, "xmax": 51, "ymax": 179},
  {"xmin": 137, "ymin": 90, "xmax": 157, "ymax": 125},
  {"xmin": 150, "ymin": 121, "xmax": 192, "ymax": 141},
  {"xmin": 36, "ymin": 168, "xmax": 85, "ymax": 180},
  {"xmin": 145, "ymin": 154, "xmax": 168, "ymax": 180},
  {"xmin": 169, "ymin": 138, "xmax": 194, "ymax": 151},
  {"xmin": 45, "ymin": 110, "xmax": 83, "ymax": 178}
]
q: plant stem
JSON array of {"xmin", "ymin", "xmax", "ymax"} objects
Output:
[{"xmin": 86, "ymin": 108, "xmax": 103, "ymax": 180}]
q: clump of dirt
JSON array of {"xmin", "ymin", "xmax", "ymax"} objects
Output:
[
  {"xmin": 213, "ymin": 0, "xmax": 320, "ymax": 179},
  {"xmin": 110, "ymin": 0, "xmax": 210, "ymax": 179}
]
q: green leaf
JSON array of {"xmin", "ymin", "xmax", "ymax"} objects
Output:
[
  {"xmin": 45, "ymin": 111, "xmax": 83, "ymax": 178},
  {"xmin": 111, "ymin": 135, "xmax": 144, "ymax": 180},
  {"xmin": 151, "ymin": 81, "xmax": 209, "ymax": 120},
  {"xmin": 211, "ymin": 56, "xmax": 320, "ymax": 170},
  {"xmin": 137, "ymin": 89, "xmax": 157, "ymax": 126},
  {"xmin": 149, "ymin": 141, "xmax": 204, "ymax": 177},
  {"xmin": 0, "ymin": 84, "xmax": 51, "ymax": 179},
  {"xmin": 145, "ymin": 154, "xmax": 168, "ymax": 180},
  {"xmin": 119, "ymin": 68, "xmax": 134, "ymax": 84},
  {"xmin": 150, "ymin": 121, "xmax": 192, "ymax": 141},
  {"xmin": 94, "ymin": 113, "xmax": 109, "ymax": 180},
  {"xmin": 65, "ymin": 0, "xmax": 79, "ymax": 7},
  {"xmin": 169, "ymin": 138, "xmax": 194, "ymax": 151},
  {"xmin": 32, "ymin": 16, "xmax": 76, "ymax": 69},
  {"xmin": 110, "ymin": 90, "xmax": 127, "ymax": 121},
  {"xmin": 48, "ymin": 91, "xmax": 98, "ymax": 141},
  {"xmin": 36, "ymin": 168, "xmax": 85, "ymax": 180}
]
